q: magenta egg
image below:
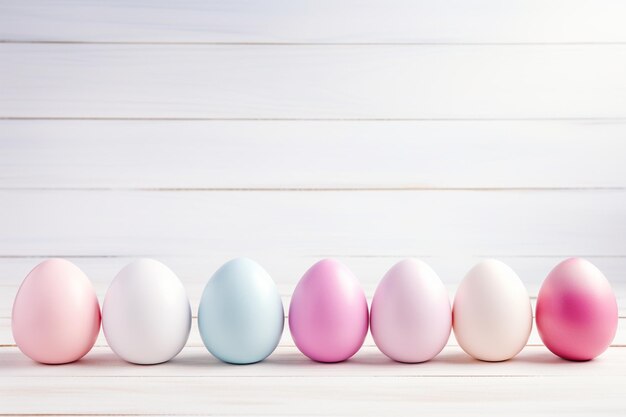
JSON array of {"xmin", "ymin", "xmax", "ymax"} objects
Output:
[
  {"xmin": 536, "ymin": 258, "xmax": 617, "ymax": 361},
  {"xmin": 288, "ymin": 259, "xmax": 369, "ymax": 362},
  {"xmin": 12, "ymin": 259, "xmax": 101, "ymax": 364}
]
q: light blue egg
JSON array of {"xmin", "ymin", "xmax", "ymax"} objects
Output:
[{"xmin": 198, "ymin": 258, "xmax": 284, "ymax": 364}]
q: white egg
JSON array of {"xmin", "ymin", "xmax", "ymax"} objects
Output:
[
  {"xmin": 102, "ymin": 259, "xmax": 191, "ymax": 364},
  {"xmin": 453, "ymin": 259, "xmax": 532, "ymax": 361}
]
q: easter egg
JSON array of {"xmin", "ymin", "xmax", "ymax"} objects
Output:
[
  {"xmin": 536, "ymin": 258, "xmax": 618, "ymax": 361},
  {"xmin": 453, "ymin": 259, "xmax": 532, "ymax": 361},
  {"xmin": 198, "ymin": 258, "xmax": 284, "ymax": 364},
  {"xmin": 289, "ymin": 259, "xmax": 368, "ymax": 363},
  {"xmin": 12, "ymin": 258, "xmax": 101, "ymax": 364},
  {"xmin": 371, "ymin": 259, "xmax": 451, "ymax": 363},
  {"xmin": 102, "ymin": 259, "xmax": 191, "ymax": 364}
]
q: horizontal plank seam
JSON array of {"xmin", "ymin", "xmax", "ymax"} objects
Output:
[
  {"xmin": 0, "ymin": 187, "xmax": 624, "ymax": 192},
  {"xmin": 0, "ymin": 375, "xmax": 605, "ymax": 379},
  {"xmin": 0, "ymin": 414, "xmax": 229, "ymax": 416},
  {"xmin": 0, "ymin": 414, "xmax": 175, "ymax": 417},
  {"xmin": 2, "ymin": 117, "xmax": 626, "ymax": 122},
  {"xmin": 3, "ymin": 40, "xmax": 626, "ymax": 46},
  {"xmin": 1, "ymin": 255, "xmax": 625, "ymax": 259}
]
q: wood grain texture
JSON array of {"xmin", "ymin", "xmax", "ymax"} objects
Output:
[
  {"xmin": 1, "ymin": 120, "xmax": 626, "ymax": 189},
  {"xmin": 0, "ymin": 374, "xmax": 621, "ymax": 416},
  {"xmin": 2, "ymin": 346, "xmax": 626, "ymax": 377},
  {"xmin": 0, "ymin": 190, "xmax": 624, "ymax": 259},
  {"xmin": 2, "ymin": 2, "xmax": 626, "ymax": 415},
  {"xmin": 1, "ymin": 351, "xmax": 625, "ymax": 416},
  {"xmin": 2, "ymin": 44, "xmax": 626, "ymax": 119},
  {"xmin": 1, "ymin": 0, "xmax": 626, "ymax": 44}
]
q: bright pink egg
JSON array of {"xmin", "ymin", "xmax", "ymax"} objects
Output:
[
  {"xmin": 289, "ymin": 259, "xmax": 369, "ymax": 362},
  {"xmin": 536, "ymin": 258, "xmax": 617, "ymax": 361},
  {"xmin": 12, "ymin": 259, "xmax": 101, "ymax": 364}
]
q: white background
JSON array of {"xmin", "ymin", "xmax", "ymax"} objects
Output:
[
  {"xmin": 1, "ymin": 0, "xmax": 625, "ymax": 303},
  {"xmin": 1, "ymin": 1, "xmax": 626, "ymax": 415}
]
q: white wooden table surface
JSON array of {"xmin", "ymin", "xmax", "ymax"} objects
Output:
[{"xmin": 1, "ymin": 1, "xmax": 626, "ymax": 415}]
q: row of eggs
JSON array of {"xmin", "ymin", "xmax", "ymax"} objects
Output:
[{"xmin": 12, "ymin": 257, "xmax": 617, "ymax": 365}]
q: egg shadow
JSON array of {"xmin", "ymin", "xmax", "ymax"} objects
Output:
[
  {"xmin": 0, "ymin": 348, "xmax": 127, "ymax": 369},
  {"xmin": 168, "ymin": 352, "xmax": 250, "ymax": 368},
  {"xmin": 321, "ymin": 346, "xmax": 597, "ymax": 368},
  {"xmin": 433, "ymin": 346, "xmax": 600, "ymax": 367},
  {"xmin": 171, "ymin": 348, "xmax": 316, "ymax": 368},
  {"xmin": 1, "ymin": 345, "xmax": 602, "ymax": 373}
]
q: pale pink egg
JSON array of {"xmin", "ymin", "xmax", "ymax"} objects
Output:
[
  {"xmin": 289, "ymin": 259, "xmax": 368, "ymax": 363},
  {"xmin": 371, "ymin": 259, "xmax": 451, "ymax": 363},
  {"xmin": 12, "ymin": 259, "xmax": 101, "ymax": 364},
  {"xmin": 536, "ymin": 258, "xmax": 617, "ymax": 361}
]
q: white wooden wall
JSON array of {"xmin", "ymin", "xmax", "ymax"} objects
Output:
[
  {"xmin": 1, "ymin": 0, "xmax": 626, "ymax": 292},
  {"xmin": 1, "ymin": 2, "xmax": 626, "ymax": 415}
]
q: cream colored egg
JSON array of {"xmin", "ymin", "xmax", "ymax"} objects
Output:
[{"xmin": 453, "ymin": 259, "xmax": 532, "ymax": 361}]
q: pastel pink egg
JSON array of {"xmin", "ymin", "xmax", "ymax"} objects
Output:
[
  {"xmin": 371, "ymin": 259, "xmax": 451, "ymax": 363},
  {"xmin": 12, "ymin": 259, "xmax": 101, "ymax": 364},
  {"xmin": 536, "ymin": 258, "xmax": 617, "ymax": 361},
  {"xmin": 289, "ymin": 259, "xmax": 368, "ymax": 362}
]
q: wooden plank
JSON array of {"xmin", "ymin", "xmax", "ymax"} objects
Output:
[
  {"xmin": 2, "ymin": 120, "xmax": 626, "ymax": 189},
  {"xmin": 0, "ymin": 190, "xmax": 624, "ymax": 258},
  {"xmin": 2, "ymin": 44, "xmax": 626, "ymax": 119},
  {"xmin": 1, "ymin": 377, "xmax": 622, "ymax": 417},
  {"xmin": 2, "ymin": 346, "xmax": 626, "ymax": 377},
  {"xmin": 1, "ymin": 1, "xmax": 626, "ymax": 44},
  {"xmin": 0, "ymin": 365, "xmax": 624, "ymax": 416}
]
